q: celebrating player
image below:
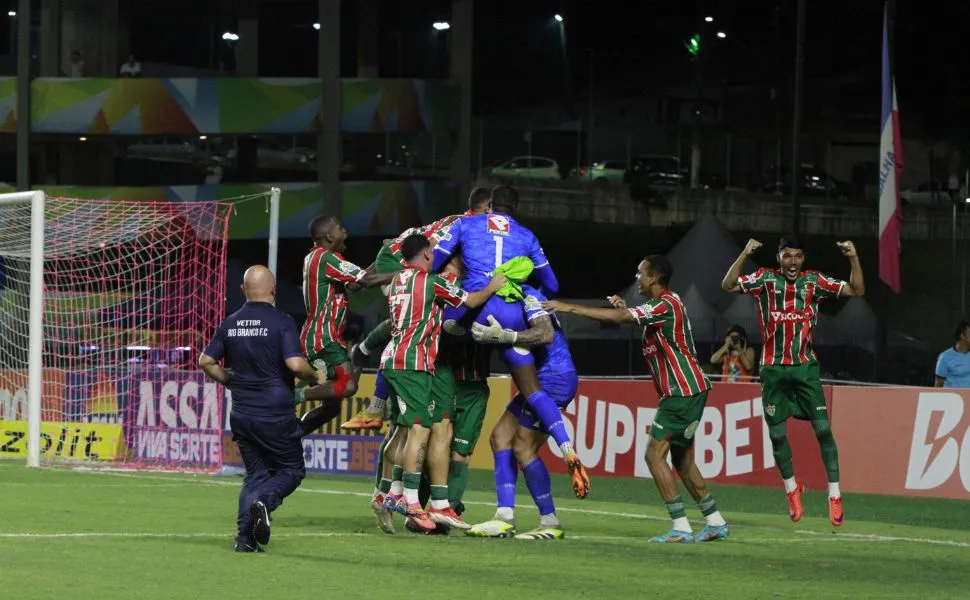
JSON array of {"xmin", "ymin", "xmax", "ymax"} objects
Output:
[
  {"xmin": 298, "ymin": 216, "xmax": 394, "ymax": 434},
  {"xmin": 380, "ymin": 234, "xmax": 504, "ymax": 530},
  {"xmin": 544, "ymin": 255, "xmax": 730, "ymax": 543},
  {"xmin": 722, "ymin": 236, "xmax": 863, "ymax": 526},
  {"xmin": 342, "ymin": 187, "xmax": 492, "ymax": 431},
  {"xmin": 466, "ymin": 285, "xmax": 577, "ymax": 540},
  {"xmin": 431, "ymin": 185, "xmax": 589, "ymax": 498}
]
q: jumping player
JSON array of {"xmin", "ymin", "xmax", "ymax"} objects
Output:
[
  {"xmin": 467, "ymin": 285, "xmax": 578, "ymax": 540},
  {"xmin": 298, "ymin": 216, "xmax": 394, "ymax": 434},
  {"xmin": 721, "ymin": 236, "xmax": 863, "ymax": 526},
  {"xmin": 544, "ymin": 255, "xmax": 729, "ymax": 543},
  {"xmin": 342, "ymin": 187, "xmax": 492, "ymax": 431},
  {"xmin": 431, "ymin": 185, "xmax": 589, "ymax": 498}
]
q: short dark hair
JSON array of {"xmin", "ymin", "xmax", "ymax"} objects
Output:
[
  {"xmin": 955, "ymin": 320, "xmax": 970, "ymax": 341},
  {"xmin": 468, "ymin": 187, "xmax": 490, "ymax": 211},
  {"xmin": 778, "ymin": 236, "xmax": 805, "ymax": 252},
  {"xmin": 645, "ymin": 254, "xmax": 673, "ymax": 287},
  {"xmin": 308, "ymin": 215, "xmax": 335, "ymax": 242},
  {"xmin": 727, "ymin": 324, "xmax": 748, "ymax": 343},
  {"xmin": 490, "ymin": 185, "xmax": 519, "ymax": 213},
  {"xmin": 401, "ymin": 234, "xmax": 430, "ymax": 262}
]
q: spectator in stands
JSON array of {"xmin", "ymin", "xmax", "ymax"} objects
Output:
[
  {"xmin": 935, "ymin": 320, "xmax": 970, "ymax": 388},
  {"xmin": 710, "ymin": 325, "xmax": 756, "ymax": 383},
  {"xmin": 68, "ymin": 50, "xmax": 84, "ymax": 77},
  {"xmin": 119, "ymin": 54, "xmax": 142, "ymax": 77}
]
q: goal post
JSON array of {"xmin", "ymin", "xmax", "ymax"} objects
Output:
[{"xmin": 0, "ymin": 191, "xmax": 234, "ymax": 471}]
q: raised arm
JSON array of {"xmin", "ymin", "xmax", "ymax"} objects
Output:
[
  {"xmin": 836, "ymin": 241, "xmax": 865, "ymax": 297},
  {"xmin": 722, "ymin": 239, "xmax": 762, "ymax": 292}
]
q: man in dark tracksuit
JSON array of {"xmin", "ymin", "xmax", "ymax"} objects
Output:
[{"xmin": 199, "ymin": 265, "xmax": 325, "ymax": 552}]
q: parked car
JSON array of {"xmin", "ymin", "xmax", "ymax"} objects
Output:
[
  {"xmin": 569, "ymin": 160, "xmax": 627, "ymax": 184},
  {"xmin": 763, "ymin": 164, "xmax": 854, "ymax": 200},
  {"xmin": 624, "ymin": 154, "xmax": 685, "ymax": 200},
  {"xmin": 488, "ymin": 156, "xmax": 562, "ymax": 181},
  {"xmin": 900, "ymin": 181, "xmax": 952, "ymax": 206}
]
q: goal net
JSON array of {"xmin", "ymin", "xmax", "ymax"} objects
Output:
[{"xmin": 0, "ymin": 192, "xmax": 233, "ymax": 472}]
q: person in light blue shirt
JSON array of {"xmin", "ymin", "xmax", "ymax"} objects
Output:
[{"xmin": 935, "ymin": 321, "xmax": 970, "ymax": 388}]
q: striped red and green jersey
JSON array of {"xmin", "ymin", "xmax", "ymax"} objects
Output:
[
  {"xmin": 627, "ymin": 290, "xmax": 712, "ymax": 400},
  {"xmin": 300, "ymin": 246, "xmax": 366, "ymax": 354},
  {"xmin": 386, "ymin": 212, "xmax": 472, "ymax": 262},
  {"xmin": 738, "ymin": 268, "xmax": 845, "ymax": 366},
  {"xmin": 381, "ymin": 268, "xmax": 468, "ymax": 372}
]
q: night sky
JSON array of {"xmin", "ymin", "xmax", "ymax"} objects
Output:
[{"xmin": 126, "ymin": 0, "xmax": 962, "ymax": 136}]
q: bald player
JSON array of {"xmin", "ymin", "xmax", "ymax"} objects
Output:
[{"xmin": 200, "ymin": 266, "xmax": 327, "ymax": 553}]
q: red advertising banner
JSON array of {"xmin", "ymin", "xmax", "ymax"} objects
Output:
[
  {"xmin": 832, "ymin": 387, "xmax": 970, "ymax": 500},
  {"xmin": 537, "ymin": 379, "xmax": 833, "ymax": 490}
]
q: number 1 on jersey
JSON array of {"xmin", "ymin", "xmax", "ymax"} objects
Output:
[{"xmin": 492, "ymin": 236, "xmax": 504, "ymax": 268}]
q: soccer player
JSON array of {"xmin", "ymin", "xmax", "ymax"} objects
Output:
[
  {"xmin": 298, "ymin": 215, "xmax": 393, "ymax": 434},
  {"xmin": 466, "ymin": 285, "xmax": 577, "ymax": 540},
  {"xmin": 544, "ymin": 255, "xmax": 730, "ymax": 543},
  {"xmin": 342, "ymin": 187, "xmax": 492, "ymax": 431},
  {"xmin": 381, "ymin": 234, "xmax": 504, "ymax": 530},
  {"xmin": 721, "ymin": 236, "xmax": 864, "ymax": 526},
  {"xmin": 431, "ymin": 185, "xmax": 589, "ymax": 498},
  {"xmin": 198, "ymin": 265, "xmax": 326, "ymax": 553}
]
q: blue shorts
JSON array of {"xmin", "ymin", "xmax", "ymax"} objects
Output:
[
  {"xmin": 443, "ymin": 296, "xmax": 535, "ymax": 368},
  {"xmin": 507, "ymin": 369, "xmax": 579, "ymax": 432}
]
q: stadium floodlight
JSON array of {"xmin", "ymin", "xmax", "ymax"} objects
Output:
[
  {"xmin": 221, "ymin": 31, "xmax": 239, "ymax": 41},
  {"xmin": 0, "ymin": 190, "xmax": 267, "ymax": 471},
  {"xmin": 554, "ymin": 14, "xmax": 563, "ymax": 22},
  {"xmin": 717, "ymin": 31, "xmax": 727, "ymax": 39},
  {"xmin": 432, "ymin": 21, "xmax": 450, "ymax": 31},
  {"xmin": 313, "ymin": 22, "xmax": 320, "ymax": 30},
  {"xmin": 8, "ymin": 11, "xmax": 15, "ymax": 16},
  {"xmin": 704, "ymin": 16, "xmax": 713, "ymax": 22}
]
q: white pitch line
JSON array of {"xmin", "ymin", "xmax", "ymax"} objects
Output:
[
  {"xmin": 17, "ymin": 468, "xmax": 970, "ymax": 550},
  {"xmin": 0, "ymin": 532, "xmax": 369, "ymax": 540}
]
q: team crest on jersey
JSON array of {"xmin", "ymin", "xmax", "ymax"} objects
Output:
[
  {"xmin": 798, "ymin": 287, "xmax": 809, "ymax": 299},
  {"xmin": 766, "ymin": 404, "xmax": 776, "ymax": 416},
  {"xmin": 487, "ymin": 214, "xmax": 511, "ymax": 236},
  {"xmin": 337, "ymin": 261, "xmax": 356, "ymax": 275},
  {"xmin": 684, "ymin": 420, "xmax": 700, "ymax": 440}
]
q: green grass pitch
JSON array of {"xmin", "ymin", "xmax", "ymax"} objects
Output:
[{"xmin": 2, "ymin": 461, "xmax": 968, "ymax": 599}]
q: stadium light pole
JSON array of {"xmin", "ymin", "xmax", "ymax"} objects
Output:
[
  {"xmin": 15, "ymin": 0, "xmax": 29, "ymax": 191},
  {"xmin": 790, "ymin": 0, "xmax": 807, "ymax": 236}
]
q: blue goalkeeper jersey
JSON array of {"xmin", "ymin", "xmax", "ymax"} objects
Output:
[
  {"xmin": 432, "ymin": 212, "xmax": 559, "ymax": 296},
  {"xmin": 520, "ymin": 285, "xmax": 575, "ymax": 376}
]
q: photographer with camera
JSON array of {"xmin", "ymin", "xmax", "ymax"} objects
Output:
[{"xmin": 710, "ymin": 325, "xmax": 756, "ymax": 383}]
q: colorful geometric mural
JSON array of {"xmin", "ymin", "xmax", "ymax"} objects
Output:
[
  {"xmin": 341, "ymin": 79, "xmax": 459, "ymax": 133},
  {"xmin": 29, "ymin": 78, "xmax": 323, "ymax": 135},
  {"xmin": 0, "ymin": 181, "xmax": 459, "ymax": 239},
  {"xmin": 0, "ymin": 77, "xmax": 459, "ymax": 135}
]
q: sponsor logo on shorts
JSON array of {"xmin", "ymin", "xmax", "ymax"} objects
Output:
[
  {"xmin": 396, "ymin": 397, "xmax": 407, "ymax": 415},
  {"xmin": 684, "ymin": 420, "xmax": 699, "ymax": 440},
  {"xmin": 765, "ymin": 404, "xmax": 776, "ymax": 416},
  {"xmin": 816, "ymin": 406, "xmax": 827, "ymax": 411},
  {"xmin": 512, "ymin": 346, "xmax": 530, "ymax": 356},
  {"xmin": 651, "ymin": 421, "xmax": 664, "ymax": 430}
]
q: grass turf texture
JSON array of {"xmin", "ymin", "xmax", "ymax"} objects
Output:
[{"xmin": 2, "ymin": 461, "xmax": 969, "ymax": 599}]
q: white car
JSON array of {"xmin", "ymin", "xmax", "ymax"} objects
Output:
[
  {"xmin": 900, "ymin": 181, "xmax": 953, "ymax": 206},
  {"xmin": 489, "ymin": 156, "xmax": 562, "ymax": 180}
]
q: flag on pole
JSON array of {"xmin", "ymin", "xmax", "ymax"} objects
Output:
[{"xmin": 878, "ymin": 2, "xmax": 904, "ymax": 294}]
